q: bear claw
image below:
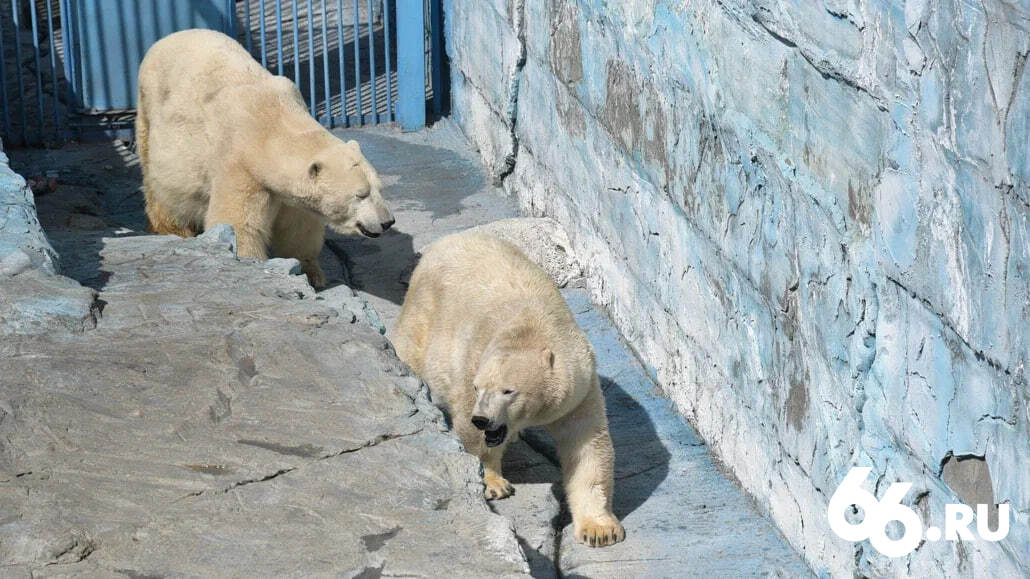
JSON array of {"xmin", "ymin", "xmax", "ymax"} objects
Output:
[
  {"xmin": 483, "ymin": 476, "xmax": 514, "ymax": 500},
  {"xmin": 575, "ymin": 516, "xmax": 625, "ymax": 547}
]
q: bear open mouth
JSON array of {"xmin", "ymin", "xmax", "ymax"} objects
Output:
[
  {"xmin": 356, "ymin": 223, "xmax": 381, "ymax": 238},
  {"xmin": 484, "ymin": 425, "xmax": 507, "ymax": 447}
]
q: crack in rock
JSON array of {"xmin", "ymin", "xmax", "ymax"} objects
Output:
[
  {"xmin": 185, "ymin": 430, "xmax": 426, "ymax": 498},
  {"xmin": 497, "ymin": 0, "xmax": 527, "ymax": 186},
  {"xmin": 44, "ymin": 533, "xmax": 97, "ymax": 566},
  {"xmin": 886, "ymin": 276, "xmax": 1012, "ymax": 376},
  {"xmin": 186, "ymin": 467, "xmax": 298, "ymax": 497}
]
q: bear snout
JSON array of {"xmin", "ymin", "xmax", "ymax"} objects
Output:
[
  {"xmin": 354, "ymin": 215, "xmax": 394, "ymax": 238},
  {"xmin": 356, "ymin": 222, "xmax": 382, "ymax": 238},
  {"xmin": 471, "ymin": 415, "xmax": 491, "ymax": 430}
]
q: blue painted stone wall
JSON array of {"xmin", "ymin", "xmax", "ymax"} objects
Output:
[{"xmin": 443, "ymin": 0, "xmax": 1029, "ymax": 575}]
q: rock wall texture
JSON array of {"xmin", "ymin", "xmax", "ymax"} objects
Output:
[
  {"xmin": 1, "ymin": 139, "xmax": 98, "ymax": 335},
  {"xmin": 443, "ymin": 0, "xmax": 1029, "ymax": 575},
  {"xmin": 0, "ymin": 140, "xmax": 57, "ymax": 275}
]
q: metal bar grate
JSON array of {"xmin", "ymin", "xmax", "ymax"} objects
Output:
[
  {"xmin": 11, "ymin": 0, "xmax": 27, "ymax": 144},
  {"xmin": 274, "ymin": 0, "xmax": 282, "ymax": 75},
  {"xmin": 235, "ymin": 0, "xmax": 430, "ymax": 128},
  {"xmin": 0, "ymin": 5, "xmax": 9, "ymax": 139},
  {"xmin": 0, "ymin": 0, "xmax": 438, "ymax": 146}
]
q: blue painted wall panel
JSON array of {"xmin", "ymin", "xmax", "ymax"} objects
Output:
[
  {"xmin": 444, "ymin": 0, "xmax": 1030, "ymax": 576},
  {"xmin": 395, "ymin": 0, "xmax": 424, "ymax": 131},
  {"xmin": 68, "ymin": 0, "xmax": 236, "ymax": 111}
]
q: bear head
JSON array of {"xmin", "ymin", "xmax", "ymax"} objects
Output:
[
  {"xmin": 469, "ymin": 330, "xmax": 561, "ymax": 448},
  {"xmin": 306, "ymin": 139, "xmax": 395, "ymax": 238}
]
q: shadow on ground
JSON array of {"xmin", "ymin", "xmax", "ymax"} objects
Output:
[
  {"xmin": 327, "ymin": 125, "xmax": 516, "ymax": 320},
  {"xmin": 514, "ymin": 376, "xmax": 671, "ymax": 520},
  {"xmin": 511, "ymin": 375, "xmax": 672, "ymax": 579},
  {"xmin": 9, "ymin": 140, "xmax": 145, "ymax": 290}
]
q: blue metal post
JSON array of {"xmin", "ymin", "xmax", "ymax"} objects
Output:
[
  {"xmin": 306, "ymin": 0, "xmax": 315, "ymax": 116},
  {"xmin": 366, "ymin": 0, "xmax": 376, "ymax": 123},
  {"xmin": 275, "ymin": 0, "xmax": 283, "ymax": 75},
  {"xmin": 336, "ymin": 0, "xmax": 346, "ymax": 125},
  {"xmin": 45, "ymin": 0, "xmax": 60, "ymax": 136},
  {"xmin": 11, "ymin": 0, "xmax": 27, "ymax": 144},
  {"xmin": 430, "ymin": 0, "xmax": 443, "ymax": 115},
  {"xmin": 259, "ymin": 0, "xmax": 267, "ymax": 67},
  {"xmin": 60, "ymin": 0, "xmax": 77, "ymax": 114},
  {"xmin": 396, "ymin": 0, "xmax": 424, "ymax": 131},
  {"xmin": 320, "ymin": 0, "xmax": 330, "ymax": 126},
  {"xmin": 353, "ymin": 0, "xmax": 362, "ymax": 124},
  {"xmin": 244, "ymin": 0, "xmax": 252, "ymax": 54},
  {"xmin": 0, "ymin": 10, "xmax": 9, "ymax": 140},
  {"xmin": 225, "ymin": 0, "xmax": 239, "ymax": 37},
  {"xmin": 29, "ymin": 0, "xmax": 44, "ymax": 142},
  {"xmin": 292, "ymin": 0, "xmax": 300, "ymax": 82},
  {"xmin": 384, "ymin": 0, "xmax": 392, "ymax": 122}
]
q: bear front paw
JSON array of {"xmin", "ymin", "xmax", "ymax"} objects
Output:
[
  {"xmin": 574, "ymin": 515, "xmax": 625, "ymax": 547},
  {"xmin": 483, "ymin": 474, "xmax": 514, "ymax": 500},
  {"xmin": 302, "ymin": 263, "xmax": 327, "ymax": 289}
]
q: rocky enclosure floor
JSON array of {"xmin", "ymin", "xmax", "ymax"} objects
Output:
[{"xmin": 3, "ymin": 121, "xmax": 810, "ymax": 577}]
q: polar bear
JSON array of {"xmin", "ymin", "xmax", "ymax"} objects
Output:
[
  {"xmin": 391, "ymin": 232, "xmax": 625, "ymax": 547},
  {"xmin": 136, "ymin": 29, "xmax": 394, "ymax": 288}
]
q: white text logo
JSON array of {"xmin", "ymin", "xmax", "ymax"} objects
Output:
[{"xmin": 827, "ymin": 467, "xmax": 1010, "ymax": 557}]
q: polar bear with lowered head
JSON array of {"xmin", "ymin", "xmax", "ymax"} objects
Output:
[
  {"xmin": 136, "ymin": 29, "xmax": 394, "ymax": 288},
  {"xmin": 391, "ymin": 232, "xmax": 625, "ymax": 547}
]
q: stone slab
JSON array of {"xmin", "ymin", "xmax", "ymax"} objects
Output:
[{"xmin": 0, "ymin": 232, "xmax": 529, "ymax": 577}]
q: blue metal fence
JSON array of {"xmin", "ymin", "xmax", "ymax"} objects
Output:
[
  {"xmin": 236, "ymin": 0, "xmax": 425, "ymax": 129},
  {"xmin": 0, "ymin": 0, "xmax": 438, "ymax": 146}
]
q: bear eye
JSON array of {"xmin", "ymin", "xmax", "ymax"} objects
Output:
[
  {"xmin": 355, "ymin": 187, "xmax": 371, "ymax": 199},
  {"xmin": 503, "ymin": 389, "xmax": 514, "ymax": 395},
  {"xmin": 308, "ymin": 162, "xmax": 322, "ymax": 178}
]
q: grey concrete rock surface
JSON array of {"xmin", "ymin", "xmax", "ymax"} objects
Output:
[
  {"xmin": 1, "ymin": 148, "xmax": 98, "ymax": 337},
  {"xmin": 0, "ymin": 146, "xmax": 57, "ymax": 275},
  {"xmin": 0, "ymin": 249, "xmax": 33, "ymax": 277},
  {"xmin": 198, "ymin": 222, "xmax": 239, "ymax": 254},
  {"xmin": 318, "ymin": 283, "xmax": 386, "ymax": 333},
  {"xmin": 466, "ymin": 218, "xmax": 584, "ymax": 287},
  {"xmin": 0, "ymin": 231, "xmax": 530, "ymax": 577},
  {"xmin": 263, "ymin": 256, "xmax": 304, "ymax": 276},
  {"xmin": 0, "ymin": 268, "xmax": 97, "ymax": 336}
]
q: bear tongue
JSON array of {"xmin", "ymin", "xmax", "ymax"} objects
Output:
[{"xmin": 484, "ymin": 425, "xmax": 507, "ymax": 447}]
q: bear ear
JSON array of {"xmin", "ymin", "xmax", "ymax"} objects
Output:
[
  {"xmin": 542, "ymin": 348, "xmax": 555, "ymax": 369},
  {"xmin": 308, "ymin": 161, "xmax": 322, "ymax": 179}
]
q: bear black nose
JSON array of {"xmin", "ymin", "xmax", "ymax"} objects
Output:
[
  {"xmin": 381, "ymin": 217, "xmax": 395, "ymax": 231},
  {"xmin": 471, "ymin": 416, "xmax": 490, "ymax": 430}
]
